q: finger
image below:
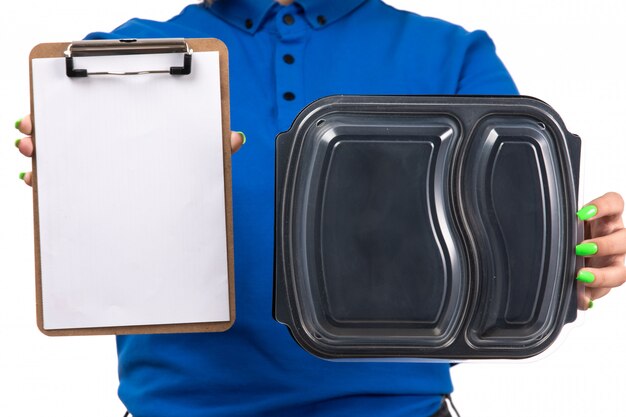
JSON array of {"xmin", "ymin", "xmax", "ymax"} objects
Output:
[
  {"xmin": 576, "ymin": 266, "xmax": 626, "ymax": 288},
  {"xmin": 577, "ymin": 192, "xmax": 624, "ymax": 222},
  {"xmin": 230, "ymin": 131, "xmax": 246, "ymax": 154},
  {"xmin": 588, "ymin": 254, "xmax": 626, "ymax": 268},
  {"xmin": 16, "ymin": 114, "xmax": 32, "ymax": 135},
  {"xmin": 578, "ymin": 285, "xmax": 589, "ymax": 310},
  {"xmin": 577, "ymin": 228, "xmax": 626, "ymax": 257},
  {"xmin": 16, "ymin": 136, "xmax": 34, "ymax": 157},
  {"xmin": 20, "ymin": 171, "xmax": 33, "ymax": 187},
  {"xmin": 579, "ymin": 287, "xmax": 611, "ymax": 310},
  {"xmin": 589, "ymin": 287, "xmax": 611, "ymax": 302}
]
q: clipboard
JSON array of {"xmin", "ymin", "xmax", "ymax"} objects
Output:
[{"xmin": 28, "ymin": 38, "xmax": 235, "ymax": 336}]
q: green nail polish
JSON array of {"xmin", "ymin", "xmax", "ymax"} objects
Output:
[
  {"xmin": 237, "ymin": 131, "xmax": 246, "ymax": 145},
  {"xmin": 588, "ymin": 299, "xmax": 594, "ymax": 309},
  {"xmin": 576, "ymin": 270, "xmax": 595, "ymax": 283},
  {"xmin": 576, "ymin": 242, "xmax": 598, "ymax": 256},
  {"xmin": 577, "ymin": 205, "xmax": 598, "ymax": 221},
  {"xmin": 15, "ymin": 138, "xmax": 21, "ymax": 148},
  {"xmin": 15, "ymin": 118, "xmax": 22, "ymax": 130},
  {"xmin": 19, "ymin": 172, "xmax": 26, "ymax": 180}
]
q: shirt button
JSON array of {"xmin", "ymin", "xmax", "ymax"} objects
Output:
[
  {"xmin": 317, "ymin": 15, "xmax": 327, "ymax": 25},
  {"xmin": 283, "ymin": 14, "xmax": 295, "ymax": 25},
  {"xmin": 245, "ymin": 18, "xmax": 253, "ymax": 29},
  {"xmin": 283, "ymin": 92, "xmax": 296, "ymax": 101},
  {"xmin": 283, "ymin": 54, "xmax": 295, "ymax": 64}
]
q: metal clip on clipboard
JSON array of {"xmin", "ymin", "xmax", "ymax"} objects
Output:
[{"xmin": 65, "ymin": 38, "xmax": 193, "ymax": 77}]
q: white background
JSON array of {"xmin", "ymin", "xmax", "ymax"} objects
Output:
[{"xmin": 0, "ymin": 1, "xmax": 624, "ymax": 416}]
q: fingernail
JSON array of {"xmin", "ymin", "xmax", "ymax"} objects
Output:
[
  {"xmin": 15, "ymin": 118, "xmax": 22, "ymax": 130},
  {"xmin": 576, "ymin": 270, "xmax": 595, "ymax": 283},
  {"xmin": 15, "ymin": 138, "xmax": 21, "ymax": 148},
  {"xmin": 588, "ymin": 299, "xmax": 594, "ymax": 309},
  {"xmin": 577, "ymin": 205, "xmax": 598, "ymax": 221},
  {"xmin": 236, "ymin": 131, "xmax": 246, "ymax": 145},
  {"xmin": 19, "ymin": 172, "xmax": 26, "ymax": 180},
  {"xmin": 576, "ymin": 242, "xmax": 598, "ymax": 256}
]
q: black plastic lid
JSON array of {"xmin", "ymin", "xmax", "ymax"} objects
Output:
[{"xmin": 274, "ymin": 95, "xmax": 583, "ymax": 360}]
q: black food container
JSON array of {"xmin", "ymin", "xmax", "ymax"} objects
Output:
[{"xmin": 274, "ymin": 95, "xmax": 583, "ymax": 360}]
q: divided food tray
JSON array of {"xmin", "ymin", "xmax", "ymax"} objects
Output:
[{"xmin": 274, "ymin": 95, "xmax": 583, "ymax": 360}]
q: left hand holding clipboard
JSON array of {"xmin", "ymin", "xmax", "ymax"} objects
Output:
[{"xmin": 16, "ymin": 113, "xmax": 246, "ymax": 186}]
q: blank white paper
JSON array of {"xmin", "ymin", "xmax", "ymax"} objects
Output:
[{"xmin": 32, "ymin": 51, "xmax": 230, "ymax": 329}]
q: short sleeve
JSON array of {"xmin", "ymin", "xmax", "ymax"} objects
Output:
[
  {"xmin": 455, "ymin": 30, "xmax": 519, "ymax": 95},
  {"xmin": 84, "ymin": 18, "xmax": 164, "ymax": 40}
]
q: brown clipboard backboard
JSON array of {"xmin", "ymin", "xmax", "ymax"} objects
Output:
[{"xmin": 29, "ymin": 38, "xmax": 235, "ymax": 336}]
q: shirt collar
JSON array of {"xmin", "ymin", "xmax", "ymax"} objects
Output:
[{"xmin": 206, "ymin": 0, "xmax": 369, "ymax": 33}]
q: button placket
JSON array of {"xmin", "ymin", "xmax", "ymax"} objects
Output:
[{"xmin": 274, "ymin": 6, "xmax": 308, "ymax": 130}]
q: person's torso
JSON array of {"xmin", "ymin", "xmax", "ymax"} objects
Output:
[{"xmin": 85, "ymin": 1, "xmax": 517, "ymax": 416}]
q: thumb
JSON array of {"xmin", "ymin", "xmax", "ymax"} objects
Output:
[{"xmin": 230, "ymin": 131, "xmax": 246, "ymax": 154}]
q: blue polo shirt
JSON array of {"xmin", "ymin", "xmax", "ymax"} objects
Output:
[{"xmin": 86, "ymin": 1, "xmax": 518, "ymax": 416}]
